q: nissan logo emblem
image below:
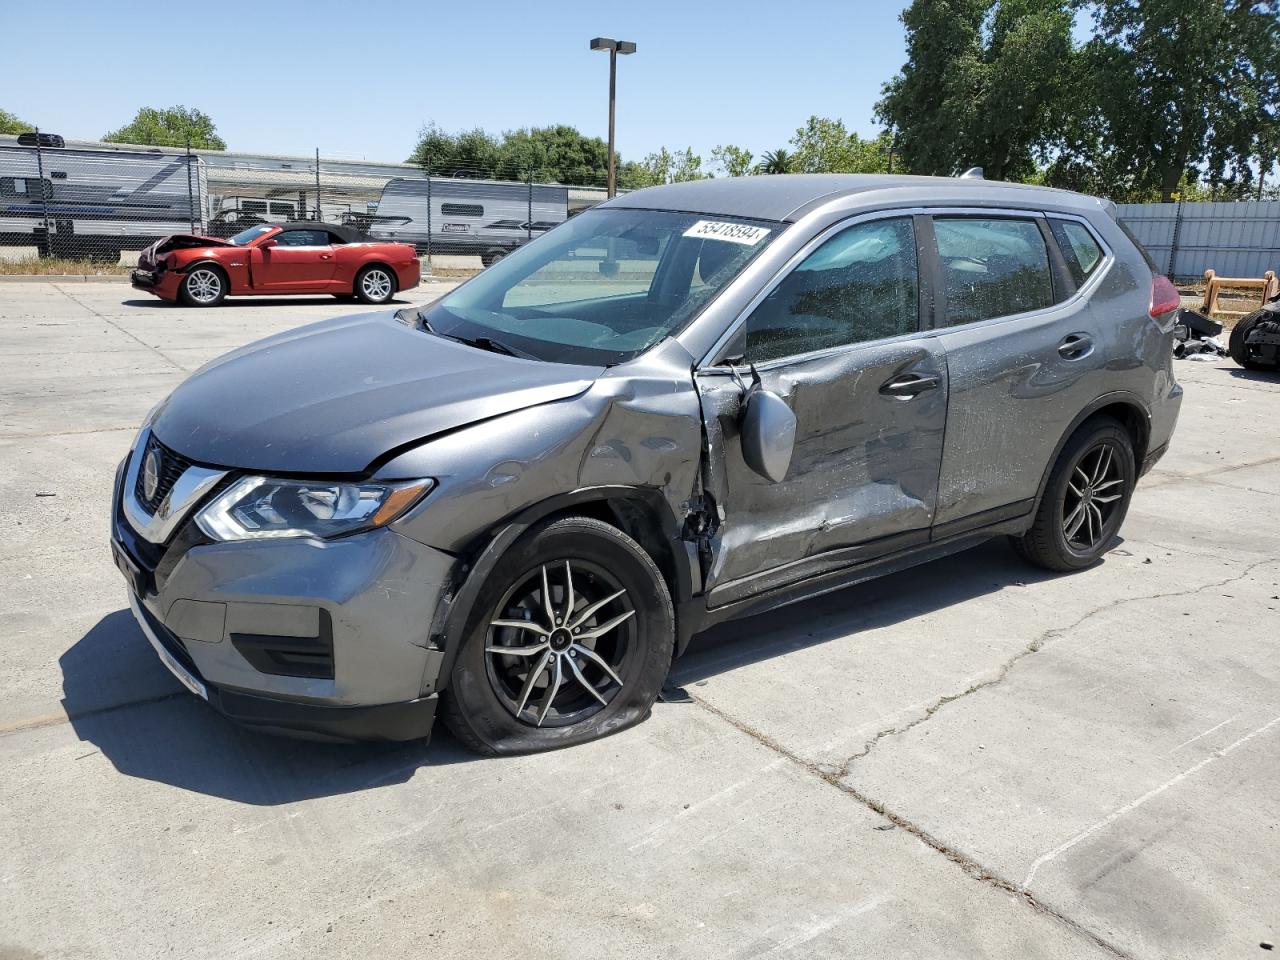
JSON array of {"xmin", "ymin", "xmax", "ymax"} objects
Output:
[{"xmin": 142, "ymin": 448, "xmax": 161, "ymax": 502}]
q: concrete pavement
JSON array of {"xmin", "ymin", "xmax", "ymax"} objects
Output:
[{"xmin": 1, "ymin": 281, "xmax": 1276, "ymax": 959}]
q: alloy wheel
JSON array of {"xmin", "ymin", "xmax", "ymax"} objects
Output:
[
  {"xmin": 1063, "ymin": 442, "xmax": 1125, "ymax": 550},
  {"xmin": 186, "ymin": 269, "xmax": 222, "ymax": 304},
  {"xmin": 361, "ymin": 269, "xmax": 393, "ymax": 301},
  {"xmin": 484, "ymin": 560, "xmax": 635, "ymax": 727}
]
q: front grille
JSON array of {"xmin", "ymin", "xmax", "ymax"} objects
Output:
[{"xmin": 133, "ymin": 434, "xmax": 192, "ymax": 515}]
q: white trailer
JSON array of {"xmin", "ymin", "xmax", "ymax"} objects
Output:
[
  {"xmin": 0, "ymin": 139, "xmax": 206, "ymax": 260},
  {"xmin": 364, "ymin": 177, "xmax": 569, "ymax": 265}
]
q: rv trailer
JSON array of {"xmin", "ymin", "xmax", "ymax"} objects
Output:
[
  {"xmin": 363, "ymin": 177, "xmax": 569, "ymax": 265},
  {"xmin": 0, "ymin": 139, "xmax": 207, "ymax": 261}
]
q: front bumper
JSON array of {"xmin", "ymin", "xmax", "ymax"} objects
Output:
[
  {"xmin": 131, "ymin": 267, "xmax": 180, "ymax": 300},
  {"xmin": 110, "ymin": 450, "xmax": 455, "ymax": 742}
]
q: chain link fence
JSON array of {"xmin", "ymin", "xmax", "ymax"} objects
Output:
[{"xmin": 0, "ymin": 130, "xmax": 612, "ymax": 268}]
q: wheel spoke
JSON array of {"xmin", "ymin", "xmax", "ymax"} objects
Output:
[
  {"xmin": 1084, "ymin": 500, "xmax": 1096, "ymax": 544},
  {"xmin": 1067, "ymin": 481, "xmax": 1083, "ymax": 498},
  {"xmin": 1092, "ymin": 447, "xmax": 1113, "ymax": 485},
  {"xmin": 489, "ymin": 618, "xmax": 550, "ymax": 637},
  {"xmin": 1073, "ymin": 465, "xmax": 1090, "ymax": 488},
  {"xmin": 1089, "ymin": 502, "xmax": 1106, "ymax": 538},
  {"xmin": 574, "ymin": 608, "xmax": 635, "ymax": 641},
  {"xmin": 1092, "ymin": 492, "xmax": 1122, "ymax": 504},
  {"xmin": 566, "ymin": 654, "xmax": 608, "ymax": 706},
  {"xmin": 536, "ymin": 655, "xmax": 564, "ymax": 726},
  {"xmin": 485, "ymin": 640, "xmax": 549, "ymax": 657},
  {"xmin": 1064, "ymin": 501, "xmax": 1087, "ymax": 539},
  {"xmin": 1093, "ymin": 478, "xmax": 1124, "ymax": 492},
  {"xmin": 571, "ymin": 644, "xmax": 624, "ymax": 687},
  {"xmin": 540, "ymin": 564, "xmax": 557, "ymax": 627},
  {"xmin": 562, "ymin": 560, "xmax": 575, "ymax": 623},
  {"xmin": 567, "ymin": 588, "xmax": 626, "ymax": 630},
  {"xmin": 514, "ymin": 649, "xmax": 551, "ymax": 715}
]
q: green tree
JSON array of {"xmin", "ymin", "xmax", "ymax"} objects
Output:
[
  {"xmin": 621, "ymin": 146, "xmax": 705, "ymax": 187},
  {"xmin": 103, "ymin": 105, "xmax": 226, "ymax": 149},
  {"xmin": 407, "ymin": 123, "xmax": 500, "ymax": 177},
  {"xmin": 755, "ymin": 149, "xmax": 793, "ymax": 174},
  {"xmin": 493, "ymin": 125, "xmax": 611, "ymax": 185},
  {"xmin": 1, "ymin": 108, "xmax": 34, "ymax": 135},
  {"xmin": 1066, "ymin": 0, "xmax": 1280, "ymax": 201},
  {"xmin": 876, "ymin": 0, "xmax": 1073, "ymax": 181},
  {"xmin": 788, "ymin": 117, "xmax": 894, "ymax": 173},
  {"xmin": 711, "ymin": 144, "xmax": 755, "ymax": 177}
]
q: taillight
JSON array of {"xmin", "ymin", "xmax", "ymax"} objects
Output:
[{"xmin": 1150, "ymin": 275, "xmax": 1180, "ymax": 317}]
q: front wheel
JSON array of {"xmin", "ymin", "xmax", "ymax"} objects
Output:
[
  {"xmin": 354, "ymin": 265, "xmax": 396, "ymax": 304},
  {"xmin": 178, "ymin": 266, "xmax": 227, "ymax": 307},
  {"xmin": 441, "ymin": 516, "xmax": 674, "ymax": 755},
  {"xmin": 1011, "ymin": 417, "xmax": 1136, "ymax": 572}
]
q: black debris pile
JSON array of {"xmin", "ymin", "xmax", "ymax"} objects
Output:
[{"xmin": 1173, "ymin": 308, "xmax": 1227, "ymax": 361}]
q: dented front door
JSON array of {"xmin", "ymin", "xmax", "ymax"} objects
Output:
[{"xmin": 695, "ymin": 338, "xmax": 948, "ymax": 605}]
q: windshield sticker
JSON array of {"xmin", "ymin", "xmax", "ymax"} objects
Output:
[{"xmin": 682, "ymin": 220, "xmax": 771, "ymax": 245}]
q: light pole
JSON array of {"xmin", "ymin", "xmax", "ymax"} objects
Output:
[{"xmin": 590, "ymin": 37, "xmax": 636, "ymax": 198}]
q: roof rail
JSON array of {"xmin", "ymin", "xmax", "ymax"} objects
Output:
[{"xmin": 959, "ymin": 167, "xmax": 984, "ymax": 180}]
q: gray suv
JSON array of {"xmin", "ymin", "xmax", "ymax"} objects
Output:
[{"xmin": 110, "ymin": 174, "xmax": 1183, "ymax": 754}]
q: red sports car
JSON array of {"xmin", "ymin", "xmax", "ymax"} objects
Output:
[{"xmin": 131, "ymin": 222, "xmax": 420, "ymax": 307}]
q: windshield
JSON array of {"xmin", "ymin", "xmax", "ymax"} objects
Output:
[
  {"xmin": 419, "ymin": 208, "xmax": 779, "ymax": 365},
  {"xmin": 230, "ymin": 224, "xmax": 275, "ymax": 246}
]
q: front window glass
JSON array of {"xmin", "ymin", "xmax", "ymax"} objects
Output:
[
  {"xmin": 746, "ymin": 217, "xmax": 919, "ymax": 363},
  {"xmin": 421, "ymin": 208, "xmax": 778, "ymax": 365},
  {"xmin": 230, "ymin": 224, "xmax": 274, "ymax": 245},
  {"xmin": 934, "ymin": 218, "xmax": 1054, "ymax": 325}
]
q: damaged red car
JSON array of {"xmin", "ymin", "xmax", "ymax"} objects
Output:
[{"xmin": 130, "ymin": 222, "xmax": 420, "ymax": 307}]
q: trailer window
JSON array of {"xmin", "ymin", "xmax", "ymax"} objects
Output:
[
  {"xmin": 441, "ymin": 203, "xmax": 484, "ymax": 217},
  {"xmin": 269, "ymin": 202, "xmax": 296, "ymax": 218}
]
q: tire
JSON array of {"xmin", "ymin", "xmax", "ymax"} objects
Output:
[
  {"xmin": 441, "ymin": 516, "xmax": 674, "ymax": 755},
  {"xmin": 481, "ymin": 249, "xmax": 508, "ymax": 268},
  {"xmin": 178, "ymin": 265, "xmax": 227, "ymax": 307},
  {"xmin": 1228, "ymin": 310, "xmax": 1277, "ymax": 371},
  {"xmin": 354, "ymin": 264, "xmax": 396, "ymax": 304},
  {"xmin": 1011, "ymin": 416, "xmax": 1136, "ymax": 572}
]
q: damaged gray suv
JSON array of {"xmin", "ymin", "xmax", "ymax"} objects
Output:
[{"xmin": 111, "ymin": 174, "xmax": 1183, "ymax": 753}]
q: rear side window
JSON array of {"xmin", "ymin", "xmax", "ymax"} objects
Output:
[
  {"xmin": 746, "ymin": 216, "xmax": 919, "ymax": 362},
  {"xmin": 1049, "ymin": 219, "xmax": 1104, "ymax": 287},
  {"xmin": 273, "ymin": 229, "xmax": 330, "ymax": 246},
  {"xmin": 934, "ymin": 218, "xmax": 1053, "ymax": 325}
]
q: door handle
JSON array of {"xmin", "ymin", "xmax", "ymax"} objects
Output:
[
  {"xmin": 320, "ymin": 254, "xmax": 332, "ymax": 260},
  {"xmin": 1058, "ymin": 333, "xmax": 1094, "ymax": 359},
  {"xmin": 879, "ymin": 373, "xmax": 940, "ymax": 398}
]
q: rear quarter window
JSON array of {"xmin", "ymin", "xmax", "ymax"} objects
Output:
[
  {"xmin": 1049, "ymin": 219, "xmax": 1105, "ymax": 287},
  {"xmin": 1117, "ymin": 219, "xmax": 1160, "ymax": 273}
]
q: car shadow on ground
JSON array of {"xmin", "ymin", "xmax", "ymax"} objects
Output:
[
  {"xmin": 60, "ymin": 538, "xmax": 1098, "ymax": 805},
  {"xmin": 1224, "ymin": 365, "xmax": 1280, "ymax": 383},
  {"xmin": 120, "ymin": 297, "xmax": 413, "ymax": 309}
]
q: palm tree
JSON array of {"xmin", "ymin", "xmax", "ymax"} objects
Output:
[{"xmin": 755, "ymin": 149, "xmax": 792, "ymax": 175}]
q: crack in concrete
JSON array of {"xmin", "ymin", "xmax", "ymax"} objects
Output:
[
  {"xmin": 51, "ymin": 284, "xmax": 186, "ymax": 371},
  {"xmin": 689, "ymin": 694, "xmax": 1135, "ymax": 959},
  {"xmin": 833, "ymin": 555, "xmax": 1274, "ymax": 777}
]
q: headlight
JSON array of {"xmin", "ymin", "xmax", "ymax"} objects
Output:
[{"xmin": 195, "ymin": 476, "xmax": 433, "ymax": 542}]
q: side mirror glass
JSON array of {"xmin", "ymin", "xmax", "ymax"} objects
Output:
[{"xmin": 740, "ymin": 388, "xmax": 796, "ymax": 483}]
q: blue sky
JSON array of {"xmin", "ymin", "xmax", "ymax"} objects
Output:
[{"xmin": 0, "ymin": 0, "xmax": 913, "ymax": 167}]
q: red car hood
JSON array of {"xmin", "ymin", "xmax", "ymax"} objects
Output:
[{"xmin": 140, "ymin": 234, "xmax": 235, "ymax": 268}]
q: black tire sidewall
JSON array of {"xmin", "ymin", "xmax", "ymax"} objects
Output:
[
  {"xmin": 1042, "ymin": 422, "xmax": 1136, "ymax": 569},
  {"xmin": 444, "ymin": 518, "xmax": 673, "ymax": 754},
  {"xmin": 354, "ymin": 265, "xmax": 394, "ymax": 304}
]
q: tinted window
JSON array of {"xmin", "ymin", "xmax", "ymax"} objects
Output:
[
  {"xmin": 1049, "ymin": 219, "xmax": 1104, "ymax": 287},
  {"xmin": 934, "ymin": 218, "xmax": 1053, "ymax": 325},
  {"xmin": 242, "ymin": 200, "xmax": 267, "ymax": 214},
  {"xmin": 269, "ymin": 201, "xmax": 296, "ymax": 218},
  {"xmin": 441, "ymin": 203, "xmax": 484, "ymax": 217},
  {"xmin": 273, "ymin": 230, "xmax": 330, "ymax": 247},
  {"xmin": 745, "ymin": 217, "xmax": 919, "ymax": 362}
]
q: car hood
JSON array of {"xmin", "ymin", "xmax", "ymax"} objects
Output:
[{"xmin": 149, "ymin": 312, "xmax": 603, "ymax": 474}]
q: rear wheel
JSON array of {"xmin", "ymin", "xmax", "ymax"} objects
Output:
[
  {"xmin": 354, "ymin": 265, "xmax": 395, "ymax": 304},
  {"xmin": 441, "ymin": 516, "xmax": 674, "ymax": 755},
  {"xmin": 1011, "ymin": 417, "xmax": 1136, "ymax": 571},
  {"xmin": 481, "ymin": 249, "xmax": 508, "ymax": 268},
  {"xmin": 178, "ymin": 266, "xmax": 227, "ymax": 307}
]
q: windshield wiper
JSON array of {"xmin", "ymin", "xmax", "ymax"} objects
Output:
[{"xmin": 414, "ymin": 313, "xmax": 535, "ymax": 360}]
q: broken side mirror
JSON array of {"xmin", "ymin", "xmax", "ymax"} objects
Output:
[{"xmin": 740, "ymin": 387, "xmax": 796, "ymax": 483}]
